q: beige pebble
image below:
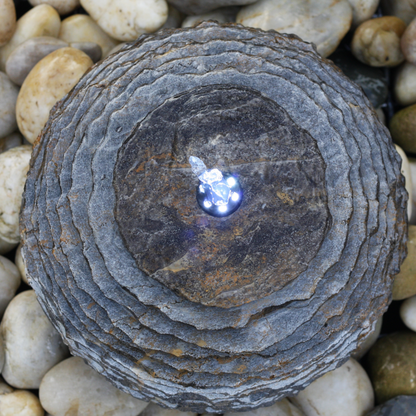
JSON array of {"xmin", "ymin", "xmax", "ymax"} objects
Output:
[
  {"xmin": 352, "ymin": 317, "xmax": 383, "ymax": 360},
  {"xmin": 237, "ymin": 0, "xmax": 353, "ymax": 58},
  {"xmin": 0, "ymin": 71, "xmax": 19, "ymax": 140},
  {"xmin": 80, "ymin": 0, "xmax": 168, "ymax": 41},
  {"xmin": 348, "ymin": 0, "xmax": 380, "ymax": 28},
  {"xmin": 392, "ymin": 225, "xmax": 416, "ymax": 299},
  {"xmin": 142, "ymin": 403, "xmax": 197, "ymax": 416},
  {"xmin": 394, "ymin": 62, "xmax": 416, "ymax": 106},
  {"xmin": 352, "ymin": 16, "xmax": 406, "ymax": 66},
  {"xmin": 0, "ymin": 4, "xmax": 61, "ymax": 71},
  {"xmin": 29, "ymin": 0, "xmax": 80, "ymax": 15},
  {"xmin": 400, "ymin": 295, "xmax": 416, "ymax": 331},
  {"xmin": 40, "ymin": 356, "xmax": 149, "ymax": 416},
  {"xmin": 182, "ymin": 9, "xmax": 235, "ymax": 28},
  {"xmin": 389, "ymin": 103, "xmax": 416, "ymax": 154},
  {"xmin": 0, "ymin": 0, "xmax": 16, "ymax": 47},
  {"xmin": 16, "ymin": 47, "xmax": 92, "ymax": 144},
  {"xmin": 0, "ymin": 132, "xmax": 24, "ymax": 154},
  {"xmin": 395, "ymin": 145, "xmax": 413, "ymax": 221},
  {"xmin": 0, "ymin": 255, "xmax": 21, "ymax": 318},
  {"xmin": 69, "ymin": 41, "xmax": 101, "ymax": 62},
  {"xmin": 0, "ymin": 390, "xmax": 44, "ymax": 416},
  {"xmin": 0, "ymin": 332, "xmax": 4, "ymax": 373},
  {"xmin": 381, "ymin": 0, "xmax": 416, "ymax": 25},
  {"xmin": 59, "ymin": 14, "xmax": 119, "ymax": 58},
  {"xmin": 1, "ymin": 290, "xmax": 69, "ymax": 389},
  {"xmin": 224, "ymin": 399, "xmax": 304, "ymax": 416},
  {"xmin": 401, "ymin": 16, "xmax": 416, "ymax": 64},
  {"xmin": 292, "ymin": 358, "xmax": 374, "ymax": 416},
  {"xmin": 5, "ymin": 37, "xmax": 68, "ymax": 86},
  {"xmin": 0, "ymin": 146, "xmax": 32, "ymax": 244},
  {"xmin": 15, "ymin": 244, "xmax": 28, "ymax": 285}
]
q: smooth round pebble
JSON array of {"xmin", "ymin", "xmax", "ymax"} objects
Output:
[
  {"xmin": 39, "ymin": 356, "xmax": 149, "ymax": 416},
  {"xmin": 0, "ymin": 72, "xmax": 19, "ymax": 140},
  {"xmin": 80, "ymin": 0, "xmax": 168, "ymax": 41},
  {"xmin": 59, "ymin": 14, "xmax": 119, "ymax": 58},
  {"xmin": 29, "ymin": 0, "xmax": 80, "ymax": 15},
  {"xmin": 15, "ymin": 244, "xmax": 27, "ymax": 284},
  {"xmin": 381, "ymin": 0, "xmax": 416, "ymax": 24},
  {"xmin": 367, "ymin": 331, "xmax": 416, "ymax": 404},
  {"xmin": 0, "ymin": 146, "xmax": 32, "ymax": 244},
  {"xmin": 224, "ymin": 399, "xmax": 305, "ymax": 416},
  {"xmin": 69, "ymin": 41, "xmax": 101, "ymax": 62},
  {"xmin": 393, "ymin": 225, "xmax": 416, "ymax": 299},
  {"xmin": 0, "ymin": 132, "xmax": 23, "ymax": 154},
  {"xmin": 0, "ymin": 377, "xmax": 13, "ymax": 395},
  {"xmin": 16, "ymin": 47, "xmax": 92, "ymax": 144},
  {"xmin": 292, "ymin": 358, "xmax": 374, "ymax": 416},
  {"xmin": 0, "ymin": 4, "xmax": 61, "ymax": 71},
  {"xmin": 401, "ymin": 17, "xmax": 416, "ymax": 64},
  {"xmin": 352, "ymin": 317, "xmax": 383, "ymax": 360},
  {"xmin": 0, "ymin": 390, "xmax": 44, "ymax": 416},
  {"xmin": 5, "ymin": 37, "xmax": 68, "ymax": 86},
  {"xmin": 352, "ymin": 16, "xmax": 406, "ymax": 66},
  {"xmin": 161, "ymin": 4, "xmax": 183, "ymax": 29},
  {"xmin": 141, "ymin": 402, "xmax": 197, "ymax": 416},
  {"xmin": 0, "ymin": 333, "xmax": 4, "ymax": 373},
  {"xmin": 400, "ymin": 296, "xmax": 416, "ymax": 331},
  {"xmin": 237, "ymin": 0, "xmax": 353, "ymax": 57},
  {"xmin": 0, "ymin": 255, "xmax": 21, "ymax": 318},
  {"xmin": 394, "ymin": 62, "xmax": 416, "ymax": 106},
  {"xmin": 389, "ymin": 103, "xmax": 416, "ymax": 153},
  {"xmin": 367, "ymin": 395, "xmax": 416, "ymax": 415},
  {"xmin": 348, "ymin": 0, "xmax": 380, "ymax": 28},
  {"xmin": 395, "ymin": 145, "xmax": 413, "ymax": 220},
  {"xmin": 0, "ymin": 0, "xmax": 16, "ymax": 47},
  {"xmin": 182, "ymin": 8, "xmax": 236, "ymax": 27},
  {"xmin": 1, "ymin": 290, "xmax": 69, "ymax": 389}
]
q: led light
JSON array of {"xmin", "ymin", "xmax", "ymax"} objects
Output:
[
  {"xmin": 218, "ymin": 205, "xmax": 228, "ymax": 213},
  {"xmin": 231, "ymin": 192, "xmax": 239, "ymax": 202},
  {"xmin": 204, "ymin": 200, "xmax": 212, "ymax": 208},
  {"xmin": 227, "ymin": 177, "xmax": 236, "ymax": 187}
]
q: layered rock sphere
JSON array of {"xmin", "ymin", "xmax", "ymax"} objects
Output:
[{"xmin": 20, "ymin": 23, "xmax": 408, "ymax": 413}]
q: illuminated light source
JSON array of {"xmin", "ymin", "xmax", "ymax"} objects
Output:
[{"xmin": 189, "ymin": 156, "xmax": 243, "ymax": 217}]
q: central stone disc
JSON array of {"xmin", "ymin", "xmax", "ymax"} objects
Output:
[{"xmin": 114, "ymin": 85, "xmax": 331, "ymax": 308}]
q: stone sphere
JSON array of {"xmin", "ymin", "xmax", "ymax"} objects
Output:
[{"xmin": 20, "ymin": 23, "xmax": 407, "ymax": 413}]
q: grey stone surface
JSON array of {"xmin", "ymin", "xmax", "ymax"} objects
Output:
[
  {"xmin": 167, "ymin": 0, "xmax": 256, "ymax": 15},
  {"xmin": 20, "ymin": 22, "xmax": 408, "ymax": 413},
  {"xmin": 366, "ymin": 395, "xmax": 416, "ymax": 415}
]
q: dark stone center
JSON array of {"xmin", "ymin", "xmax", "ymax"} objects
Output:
[{"xmin": 114, "ymin": 85, "xmax": 331, "ymax": 308}]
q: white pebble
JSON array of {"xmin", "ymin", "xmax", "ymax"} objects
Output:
[
  {"xmin": 40, "ymin": 356, "xmax": 149, "ymax": 416},
  {"xmin": 1, "ymin": 290, "xmax": 69, "ymax": 389},
  {"xmin": 0, "ymin": 146, "xmax": 32, "ymax": 244},
  {"xmin": 0, "ymin": 4, "xmax": 61, "ymax": 71},
  {"xmin": 0, "ymin": 0, "xmax": 16, "ymax": 47},
  {"xmin": 29, "ymin": 0, "xmax": 80, "ymax": 15},
  {"xmin": 400, "ymin": 295, "xmax": 416, "ymax": 331},
  {"xmin": 0, "ymin": 333, "xmax": 4, "ymax": 373},
  {"xmin": 394, "ymin": 62, "xmax": 416, "ymax": 107},
  {"xmin": 15, "ymin": 244, "xmax": 28, "ymax": 285},
  {"xmin": 59, "ymin": 14, "xmax": 119, "ymax": 58},
  {"xmin": 0, "ymin": 255, "xmax": 21, "ymax": 317},
  {"xmin": 0, "ymin": 72, "xmax": 19, "ymax": 140},
  {"xmin": 224, "ymin": 398, "xmax": 304, "ymax": 416},
  {"xmin": 142, "ymin": 402, "xmax": 197, "ymax": 416},
  {"xmin": 0, "ymin": 390, "xmax": 44, "ymax": 416},
  {"xmin": 347, "ymin": 0, "xmax": 379, "ymax": 28},
  {"xmin": 237, "ymin": 0, "xmax": 353, "ymax": 58},
  {"xmin": 292, "ymin": 358, "xmax": 374, "ymax": 416},
  {"xmin": 80, "ymin": 0, "xmax": 168, "ymax": 41}
]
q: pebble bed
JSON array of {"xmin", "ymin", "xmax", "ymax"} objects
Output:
[{"xmin": 0, "ymin": 0, "xmax": 415, "ymax": 415}]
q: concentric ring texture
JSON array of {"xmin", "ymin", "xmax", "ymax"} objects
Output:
[{"xmin": 20, "ymin": 22, "xmax": 407, "ymax": 412}]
